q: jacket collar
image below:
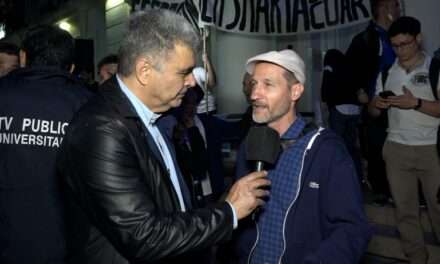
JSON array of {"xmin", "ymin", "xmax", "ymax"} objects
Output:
[
  {"xmin": 8, "ymin": 66, "xmax": 78, "ymax": 82},
  {"xmin": 281, "ymin": 116, "xmax": 306, "ymax": 140},
  {"xmin": 98, "ymin": 75, "xmax": 139, "ymax": 119},
  {"xmin": 98, "ymin": 75, "xmax": 171, "ymax": 169}
]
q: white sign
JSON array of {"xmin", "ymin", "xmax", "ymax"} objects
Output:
[{"xmin": 131, "ymin": 0, "xmax": 372, "ymax": 35}]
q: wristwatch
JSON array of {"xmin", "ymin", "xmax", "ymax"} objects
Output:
[{"xmin": 414, "ymin": 98, "xmax": 422, "ymax": 110}]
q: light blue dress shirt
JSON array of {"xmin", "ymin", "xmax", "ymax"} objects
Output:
[{"xmin": 116, "ymin": 75, "xmax": 187, "ymax": 212}]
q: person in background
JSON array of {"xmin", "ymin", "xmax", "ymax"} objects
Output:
[
  {"xmin": 321, "ymin": 49, "xmax": 364, "ymax": 184},
  {"xmin": 97, "ymin": 53, "xmax": 118, "ymax": 85},
  {"xmin": 237, "ymin": 72, "xmax": 254, "ymax": 141},
  {"xmin": 0, "ymin": 42, "xmax": 19, "ymax": 77},
  {"xmin": 369, "ymin": 16, "xmax": 440, "ymax": 264},
  {"xmin": 0, "ymin": 25, "xmax": 91, "ymax": 264},
  {"xmin": 172, "ymin": 88, "xmax": 240, "ymax": 207},
  {"xmin": 230, "ymin": 49, "xmax": 371, "ymax": 264},
  {"xmin": 57, "ymin": 10, "xmax": 270, "ymax": 264},
  {"xmin": 345, "ymin": 0, "xmax": 401, "ymax": 204},
  {"xmin": 193, "ymin": 54, "xmax": 217, "ymax": 116}
]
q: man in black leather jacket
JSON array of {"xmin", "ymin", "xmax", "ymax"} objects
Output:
[{"xmin": 57, "ymin": 10, "xmax": 270, "ymax": 264}]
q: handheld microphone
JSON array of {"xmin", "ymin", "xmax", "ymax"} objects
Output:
[{"xmin": 245, "ymin": 126, "xmax": 281, "ymax": 171}]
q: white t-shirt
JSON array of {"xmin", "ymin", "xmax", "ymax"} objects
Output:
[
  {"xmin": 375, "ymin": 54, "xmax": 440, "ymax": 145},
  {"xmin": 192, "ymin": 67, "xmax": 216, "ymax": 113}
]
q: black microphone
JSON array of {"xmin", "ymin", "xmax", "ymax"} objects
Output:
[{"xmin": 245, "ymin": 126, "xmax": 281, "ymax": 171}]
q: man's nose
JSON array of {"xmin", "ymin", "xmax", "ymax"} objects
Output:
[
  {"xmin": 186, "ymin": 73, "xmax": 197, "ymax": 88},
  {"xmin": 250, "ymin": 83, "xmax": 262, "ymax": 101}
]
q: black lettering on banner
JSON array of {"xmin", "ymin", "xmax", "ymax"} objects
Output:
[
  {"xmin": 132, "ymin": 0, "xmax": 148, "ymax": 10},
  {"xmin": 169, "ymin": 3, "xmax": 179, "ymax": 11},
  {"xmin": 255, "ymin": 0, "xmax": 270, "ymax": 33},
  {"xmin": 239, "ymin": 0, "xmax": 248, "ymax": 30},
  {"xmin": 226, "ymin": 0, "xmax": 241, "ymax": 29},
  {"xmin": 324, "ymin": 0, "xmax": 339, "ymax": 26},
  {"xmin": 292, "ymin": 0, "xmax": 310, "ymax": 32},
  {"xmin": 270, "ymin": 0, "xmax": 282, "ymax": 33},
  {"xmin": 160, "ymin": 2, "xmax": 169, "ymax": 9},
  {"xmin": 310, "ymin": 0, "xmax": 325, "ymax": 30},
  {"xmin": 351, "ymin": 0, "xmax": 369, "ymax": 20},
  {"xmin": 340, "ymin": 0, "xmax": 353, "ymax": 24},
  {"xmin": 285, "ymin": 0, "xmax": 291, "ymax": 32},
  {"xmin": 176, "ymin": 2, "xmax": 184, "ymax": 13},
  {"xmin": 249, "ymin": 0, "xmax": 256, "ymax": 32},
  {"xmin": 216, "ymin": 0, "xmax": 226, "ymax": 27},
  {"xmin": 133, "ymin": 0, "xmax": 372, "ymax": 35},
  {"xmin": 151, "ymin": 0, "xmax": 161, "ymax": 9},
  {"xmin": 201, "ymin": 0, "xmax": 213, "ymax": 23}
]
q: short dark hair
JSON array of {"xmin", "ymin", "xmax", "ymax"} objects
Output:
[
  {"xmin": 97, "ymin": 54, "xmax": 119, "ymax": 71},
  {"xmin": 370, "ymin": 0, "xmax": 388, "ymax": 19},
  {"xmin": 0, "ymin": 42, "xmax": 19, "ymax": 56},
  {"xmin": 388, "ymin": 16, "xmax": 421, "ymax": 38},
  {"xmin": 370, "ymin": 0, "xmax": 399, "ymax": 20},
  {"xmin": 21, "ymin": 25, "xmax": 74, "ymax": 70}
]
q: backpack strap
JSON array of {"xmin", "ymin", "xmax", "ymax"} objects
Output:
[{"xmin": 429, "ymin": 57, "xmax": 440, "ymax": 100}]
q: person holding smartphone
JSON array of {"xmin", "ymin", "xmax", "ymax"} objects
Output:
[{"xmin": 369, "ymin": 17, "xmax": 440, "ymax": 264}]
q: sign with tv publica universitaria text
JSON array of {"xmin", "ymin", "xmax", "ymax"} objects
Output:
[{"xmin": 131, "ymin": 0, "xmax": 372, "ymax": 35}]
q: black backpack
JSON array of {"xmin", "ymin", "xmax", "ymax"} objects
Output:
[{"xmin": 381, "ymin": 57, "xmax": 440, "ymax": 155}]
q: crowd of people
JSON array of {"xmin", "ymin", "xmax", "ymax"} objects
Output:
[
  {"xmin": 321, "ymin": 1, "xmax": 440, "ymax": 264},
  {"xmin": 0, "ymin": 1, "xmax": 439, "ymax": 263}
]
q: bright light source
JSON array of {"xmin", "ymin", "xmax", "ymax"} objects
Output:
[
  {"xmin": 106, "ymin": 0, "xmax": 125, "ymax": 9},
  {"xmin": 58, "ymin": 21, "xmax": 72, "ymax": 32},
  {"xmin": 0, "ymin": 24, "xmax": 5, "ymax": 39}
]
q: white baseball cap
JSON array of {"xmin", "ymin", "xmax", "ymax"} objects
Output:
[{"xmin": 245, "ymin": 49, "xmax": 306, "ymax": 84}]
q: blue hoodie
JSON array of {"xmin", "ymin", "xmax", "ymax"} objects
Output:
[{"xmin": 230, "ymin": 125, "xmax": 372, "ymax": 264}]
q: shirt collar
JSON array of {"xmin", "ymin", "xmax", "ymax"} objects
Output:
[
  {"xmin": 116, "ymin": 75, "xmax": 161, "ymax": 125},
  {"xmin": 280, "ymin": 116, "xmax": 306, "ymax": 140}
]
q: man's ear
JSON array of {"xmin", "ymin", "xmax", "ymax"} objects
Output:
[
  {"xmin": 19, "ymin": 50, "xmax": 26, "ymax": 67},
  {"xmin": 416, "ymin": 33, "xmax": 423, "ymax": 45},
  {"xmin": 135, "ymin": 57, "xmax": 153, "ymax": 85},
  {"xmin": 291, "ymin": 83, "xmax": 304, "ymax": 101}
]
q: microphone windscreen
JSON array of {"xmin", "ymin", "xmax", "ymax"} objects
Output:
[{"xmin": 245, "ymin": 126, "xmax": 280, "ymax": 165}]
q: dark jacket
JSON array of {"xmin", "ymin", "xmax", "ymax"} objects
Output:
[
  {"xmin": 321, "ymin": 49, "xmax": 359, "ymax": 107},
  {"xmin": 57, "ymin": 76, "xmax": 234, "ymax": 264},
  {"xmin": 171, "ymin": 114, "xmax": 240, "ymax": 203},
  {"xmin": 231, "ymin": 128, "xmax": 371, "ymax": 264},
  {"xmin": 0, "ymin": 67, "xmax": 91, "ymax": 264},
  {"xmin": 345, "ymin": 21, "xmax": 382, "ymax": 98}
]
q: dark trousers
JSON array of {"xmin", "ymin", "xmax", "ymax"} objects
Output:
[
  {"xmin": 329, "ymin": 107, "xmax": 363, "ymax": 183},
  {"xmin": 361, "ymin": 114, "xmax": 391, "ymax": 197}
]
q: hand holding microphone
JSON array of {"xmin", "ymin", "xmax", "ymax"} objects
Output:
[{"xmin": 225, "ymin": 126, "xmax": 280, "ymax": 220}]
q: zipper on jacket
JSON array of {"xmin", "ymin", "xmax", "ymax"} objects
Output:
[
  {"xmin": 247, "ymin": 217, "xmax": 260, "ymax": 264},
  {"xmin": 278, "ymin": 128, "xmax": 323, "ymax": 264}
]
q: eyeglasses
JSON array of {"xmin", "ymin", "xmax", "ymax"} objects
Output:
[{"xmin": 392, "ymin": 38, "xmax": 416, "ymax": 50}]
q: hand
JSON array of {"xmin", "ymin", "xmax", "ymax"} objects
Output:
[
  {"xmin": 357, "ymin": 89, "xmax": 369, "ymax": 104},
  {"xmin": 225, "ymin": 171, "xmax": 270, "ymax": 220},
  {"xmin": 202, "ymin": 54, "xmax": 210, "ymax": 65},
  {"xmin": 386, "ymin": 86, "xmax": 418, "ymax": 109},
  {"xmin": 374, "ymin": 96, "xmax": 390, "ymax": 109}
]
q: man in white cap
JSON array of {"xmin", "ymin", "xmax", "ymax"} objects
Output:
[{"xmin": 229, "ymin": 49, "xmax": 371, "ymax": 264}]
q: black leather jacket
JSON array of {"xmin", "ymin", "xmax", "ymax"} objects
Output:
[{"xmin": 57, "ymin": 77, "xmax": 233, "ymax": 264}]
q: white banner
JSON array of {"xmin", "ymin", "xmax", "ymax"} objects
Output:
[{"xmin": 131, "ymin": 0, "xmax": 372, "ymax": 35}]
